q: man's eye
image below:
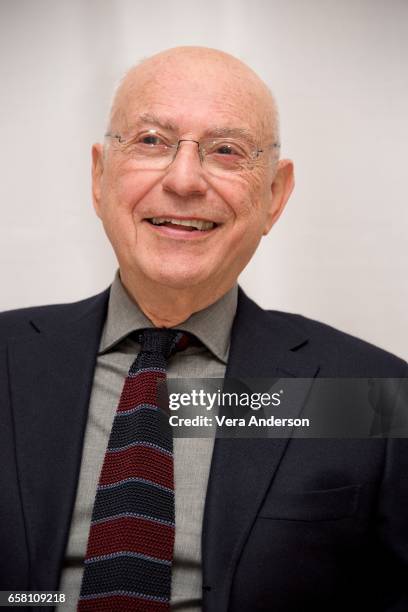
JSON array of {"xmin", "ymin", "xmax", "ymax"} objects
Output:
[
  {"xmin": 215, "ymin": 144, "xmax": 238, "ymax": 155},
  {"xmin": 140, "ymin": 134, "xmax": 164, "ymax": 146},
  {"xmin": 209, "ymin": 142, "xmax": 248, "ymax": 159}
]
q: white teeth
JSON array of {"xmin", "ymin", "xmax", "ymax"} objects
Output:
[{"xmin": 150, "ymin": 217, "xmax": 215, "ymax": 231}]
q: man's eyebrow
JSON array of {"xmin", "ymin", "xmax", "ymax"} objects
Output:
[
  {"xmin": 134, "ymin": 113, "xmax": 255, "ymax": 142},
  {"xmin": 202, "ymin": 126, "xmax": 255, "ymax": 142},
  {"xmin": 136, "ymin": 112, "xmax": 178, "ymax": 132}
]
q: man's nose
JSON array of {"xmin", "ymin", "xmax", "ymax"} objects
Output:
[{"xmin": 161, "ymin": 140, "xmax": 209, "ymax": 197}]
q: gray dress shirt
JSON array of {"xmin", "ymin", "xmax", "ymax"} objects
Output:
[{"xmin": 57, "ymin": 273, "xmax": 238, "ymax": 611}]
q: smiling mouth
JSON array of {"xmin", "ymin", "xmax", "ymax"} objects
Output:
[{"xmin": 146, "ymin": 217, "xmax": 217, "ymax": 232}]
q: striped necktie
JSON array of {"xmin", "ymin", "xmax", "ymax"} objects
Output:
[{"xmin": 78, "ymin": 328, "xmax": 189, "ymax": 611}]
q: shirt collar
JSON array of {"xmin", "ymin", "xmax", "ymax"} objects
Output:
[{"xmin": 99, "ymin": 271, "xmax": 238, "ymax": 364}]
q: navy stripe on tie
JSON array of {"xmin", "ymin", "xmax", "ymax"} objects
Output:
[
  {"xmin": 98, "ymin": 477, "xmax": 173, "ymax": 494},
  {"xmin": 107, "ymin": 410, "xmax": 172, "ymax": 451},
  {"xmin": 85, "ymin": 551, "xmax": 171, "ymax": 566},
  {"xmin": 107, "ymin": 441, "xmax": 172, "ymax": 457},
  {"xmin": 80, "ymin": 555, "xmax": 171, "ymax": 598},
  {"xmin": 79, "ymin": 590, "xmax": 167, "ymax": 603},
  {"xmin": 91, "ymin": 512, "xmax": 175, "ymax": 528},
  {"xmin": 92, "ymin": 481, "xmax": 174, "ymax": 523}
]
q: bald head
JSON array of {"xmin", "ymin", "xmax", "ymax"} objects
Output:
[{"xmin": 108, "ymin": 46, "xmax": 279, "ymax": 146}]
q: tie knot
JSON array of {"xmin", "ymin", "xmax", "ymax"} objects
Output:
[{"xmin": 137, "ymin": 328, "xmax": 190, "ymax": 359}]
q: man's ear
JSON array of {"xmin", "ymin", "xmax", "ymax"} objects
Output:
[
  {"xmin": 263, "ymin": 159, "xmax": 295, "ymax": 235},
  {"xmin": 92, "ymin": 143, "xmax": 104, "ymax": 218}
]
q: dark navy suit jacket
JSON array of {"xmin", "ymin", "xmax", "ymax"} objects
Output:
[{"xmin": 1, "ymin": 287, "xmax": 407, "ymax": 611}]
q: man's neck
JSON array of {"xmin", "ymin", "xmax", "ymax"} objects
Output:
[{"xmin": 119, "ymin": 269, "xmax": 233, "ymax": 328}]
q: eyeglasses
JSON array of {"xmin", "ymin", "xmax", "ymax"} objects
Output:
[{"xmin": 105, "ymin": 129, "xmax": 280, "ymax": 174}]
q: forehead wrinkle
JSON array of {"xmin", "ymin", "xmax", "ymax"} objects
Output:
[
  {"xmin": 137, "ymin": 112, "xmax": 179, "ymax": 132},
  {"xmin": 202, "ymin": 126, "xmax": 256, "ymax": 143}
]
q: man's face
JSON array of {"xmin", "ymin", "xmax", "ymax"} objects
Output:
[{"xmin": 92, "ymin": 57, "xmax": 293, "ymax": 296}]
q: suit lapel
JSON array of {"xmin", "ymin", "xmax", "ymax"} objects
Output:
[
  {"xmin": 202, "ymin": 290, "xmax": 319, "ymax": 612},
  {"xmin": 8, "ymin": 290, "xmax": 109, "ymax": 591}
]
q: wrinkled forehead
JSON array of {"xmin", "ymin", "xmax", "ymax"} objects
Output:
[{"xmin": 110, "ymin": 59, "xmax": 275, "ymax": 141}]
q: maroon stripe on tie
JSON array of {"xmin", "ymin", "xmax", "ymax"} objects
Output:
[
  {"xmin": 86, "ymin": 516, "xmax": 174, "ymax": 560},
  {"xmin": 100, "ymin": 445, "xmax": 173, "ymax": 489},
  {"xmin": 78, "ymin": 594, "xmax": 169, "ymax": 611},
  {"xmin": 118, "ymin": 371, "xmax": 166, "ymax": 411}
]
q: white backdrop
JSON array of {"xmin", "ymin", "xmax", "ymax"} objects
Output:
[{"xmin": 1, "ymin": 0, "xmax": 407, "ymax": 359}]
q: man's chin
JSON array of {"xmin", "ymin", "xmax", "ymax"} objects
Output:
[
  {"xmin": 139, "ymin": 263, "xmax": 214, "ymax": 292},
  {"xmin": 151, "ymin": 272, "xmax": 208, "ymax": 291}
]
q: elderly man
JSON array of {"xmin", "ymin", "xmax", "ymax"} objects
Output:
[{"xmin": 0, "ymin": 47, "xmax": 407, "ymax": 612}]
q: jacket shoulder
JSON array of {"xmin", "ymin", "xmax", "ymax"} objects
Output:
[
  {"xmin": 267, "ymin": 309, "xmax": 407, "ymax": 376},
  {"xmin": 0, "ymin": 289, "xmax": 110, "ymax": 340}
]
